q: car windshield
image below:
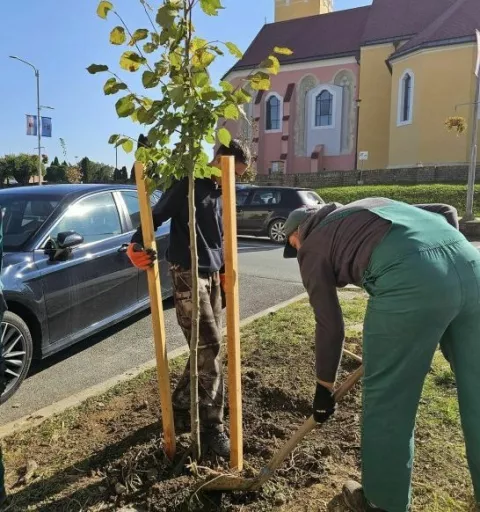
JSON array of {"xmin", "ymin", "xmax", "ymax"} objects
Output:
[
  {"xmin": 0, "ymin": 195, "xmax": 60, "ymax": 251},
  {"xmin": 299, "ymin": 190, "xmax": 324, "ymax": 206}
]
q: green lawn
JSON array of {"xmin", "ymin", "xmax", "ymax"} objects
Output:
[{"xmin": 316, "ymin": 184, "xmax": 480, "ymax": 217}]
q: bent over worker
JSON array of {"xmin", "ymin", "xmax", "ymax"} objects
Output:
[
  {"xmin": 283, "ymin": 198, "xmax": 480, "ymax": 512},
  {"xmin": 127, "ymin": 140, "xmax": 250, "ymax": 458}
]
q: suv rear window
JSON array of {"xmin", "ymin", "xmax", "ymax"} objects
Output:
[{"xmin": 298, "ymin": 190, "xmax": 324, "ymax": 206}]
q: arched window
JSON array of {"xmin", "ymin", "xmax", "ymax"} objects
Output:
[
  {"xmin": 398, "ymin": 70, "xmax": 414, "ymax": 125},
  {"xmin": 266, "ymin": 95, "xmax": 281, "ymax": 131},
  {"xmin": 315, "ymin": 90, "xmax": 333, "ymax": 127}
]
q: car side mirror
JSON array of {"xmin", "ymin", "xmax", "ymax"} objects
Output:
[
  {"xmin": 57, "ymin": 231, "xmax": 84, "ymax": 249},
  {"xmin": 44, "ymin": 231, "xmax": 84, "ymax": 263}
]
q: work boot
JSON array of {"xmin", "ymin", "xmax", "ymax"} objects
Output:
[
  {"xmin": 342, "ymin": 480, "xmax": 387, "ymax": 512},
  {"xmin": 201, "ymin": 430, "xmax": 230, "ymax": 459}
]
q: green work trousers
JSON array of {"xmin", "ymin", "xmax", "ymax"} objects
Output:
[{"xmin": 360, "ymin": 204, "xmax": 480, "ymax": 511}]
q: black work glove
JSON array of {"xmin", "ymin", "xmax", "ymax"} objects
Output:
[{"xmin": 313, "ymin": 382, "xmax": 336, "ymax": 423}]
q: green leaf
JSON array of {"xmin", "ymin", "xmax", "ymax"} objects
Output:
[
  {"xmin": 205, "ymin": 133, "xmax": 215, "ymax": 144},
  {"xmin": 114, "ymin": 137, "xmax": 128, "ymax": 147},
  {"xmin": 200, "ymin": 0, "xmax": 223, "ymax": 16},
  {"xmin": 217, "ymin": 127, "xmax": 231, "ymax": 147},
  {"xmin": 250, "ymin": 72, "xmax": 271, "ymax": 91},
  {"xmin": 201, "ymin": 89, "xmax": 221, "ymax": 101},
  {"xmin": 156, "ymin": 5, "xmax": 176, "ymax": 28},
  {"xmin": 220, "ymin": 80, "xmax": 234, "ymax": 93},
  {"xmin": 130, "ymin": 29, "xmax": 149, "ymax": 46},
  {"xmin": 143, "ymin": 42, "xmax": 158, "ymax": 54},
  {"xmin": 168, "ymin": 86, "xmax": 185, "ymax": 105},
  {"xmin": 110, "ymin": 26, "xmax": 126, "ymax": 45},
  {"xmin": 135, "ymin": 147, "xmax": 148, "ymax": 162},
  {"xmin": 115, "ymin": 96, "xmax": 136, "ymax": 117},
  {"xmin": 224, "ymin": 104, "xmax": 239, "ymax": 120},
  {"xmin": 193, "ymin": 49, "xmax": 215, "ymax": 68},
  {"xmin": 103, "ymin": 77, "xmax": 128, "ymax": 95},
  {"xmin": 261, "ymin": 56, "xmax": 280, "ymax": 75},
  {"xmin": 169, "ymin": 52, "xmax": 182, "ymax": 68},
  {"xmin": 142, "ymin": 70, "xmax": 160, "ymax": 89},
  {"xmin": 234, "ymin": 88, "xmax": 251, "ymax": 103},
  {"xmin": 108, "ymin": 134, "xmax": 120, "ymax": 144},
  {"xmin": 225, "ymin": 42, "xmax": 243, "ymax": 59},
  {"xmin": 137, "ymin": 107, "xmax": 156, "ymax": 124},
  {"xmin": 122, "ymin": 139, "xmax": 134, "ymax": 153},
  {"xmin": 97, "ymin": 0, "xmax": 113, "ymax": 19},
  {"xmin": 120, "ymin": 51, "xmax": 146, "ymax": 72},
  {"xmin": 273, "ymin": 46, "xmax": 293, "ymax": 56},
  {"xmin": 87, "ymin": 64, "xmax": 109, "ymax": 74},
  {"xmin": 192, "ymin": 37, "xmax": 208, "ymax": 51},
  {"xmin": 192, "ymin": 70, "xmax": 210, "ymax": 88}
]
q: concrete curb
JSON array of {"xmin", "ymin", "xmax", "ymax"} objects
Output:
[{"xmin": 0, "ymin": 292, "xmax": 312, "ymax": 439}]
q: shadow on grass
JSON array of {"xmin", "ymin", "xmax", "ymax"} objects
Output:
[{"xmin": 10, "ymin": 421, "xmax": 161, "ymax": 511}]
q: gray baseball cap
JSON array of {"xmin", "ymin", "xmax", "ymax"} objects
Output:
[{"xmin": 283, "ymin": 207, "xmax": 313, "ymax": 259}]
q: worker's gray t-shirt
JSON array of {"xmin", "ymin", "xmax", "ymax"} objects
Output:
[{"xmin": 296, "ymin": 198, "xmax": 459, "ymax": 383}]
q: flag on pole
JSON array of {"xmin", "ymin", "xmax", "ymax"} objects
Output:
[
  {"xmin": 26, "ymin": 115, "xmax": 37, "ymax": 136},
  {"xmin": 41, "ymin": 117, "xmax": 52, "ymax": 137},
  {"xmin": 475, "ymin": 29, "xmax": 480, "ymax": 77}
]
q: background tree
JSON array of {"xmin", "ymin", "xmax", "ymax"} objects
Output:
[
  {"xmin": 79, "ymin": 156, "xmax": 93, "ymax": 183},
  {"xmin": 65, "ymin": 166, "xmax": 82, "ymax": 183},
  {"xmin": 11, "ymin": 154, "xmax": 43, "ymax": 185},
  {"xmin": 0, "ymin": 156, "xmax": 14, "ymax": 188},
  {"xmin": 120, "ymin": 165, "xmax": 128, "ymax": 182},
  {"xmin": 45, "ymin": 157, "xmax": 68, "ymax": 183},
  {"xmin": 90, "ymin": 0, "xmax": 288, "ymax": 460}
]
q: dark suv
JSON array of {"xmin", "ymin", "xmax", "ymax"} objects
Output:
[{"xmin": 236, "ymin": 186, "xmax": 324, "ymax": 243}]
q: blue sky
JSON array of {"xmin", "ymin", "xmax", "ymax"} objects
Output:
[{"xmin": 1, "ymin": 0, "xmax": 369, "ymax": 169}]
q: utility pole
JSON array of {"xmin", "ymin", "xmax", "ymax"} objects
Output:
[
  {"xmin": 10, "ymin": 56, "xmax": 53, "ymax": 186},
  {"xmin": 465, "ymin": 31, "xmax": 480, "ymax": 221},
  {"xmin": 465, "ymin": 70, "xmax": 480, "ymax": 220}
]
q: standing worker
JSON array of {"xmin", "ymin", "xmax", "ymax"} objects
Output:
[
  {"xmin": 127, "ymin": 139, "xmax": 250, "ymax": 458},
  {"xmin": 283, "ymin": 198, "xmax": 480, "ymax": 512}
]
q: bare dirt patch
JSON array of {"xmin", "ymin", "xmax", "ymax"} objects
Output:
[{"xmin": 3, "ymin": 290, "xmax": 476, "ymax": 511}]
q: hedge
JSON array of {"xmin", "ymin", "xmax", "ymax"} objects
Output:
[{"xmin": 316, "ymin": 184, "xmax": 480, "ymax": 217}]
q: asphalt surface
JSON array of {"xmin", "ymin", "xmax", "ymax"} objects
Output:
[{"xmin": 0, "ymin": 239, "xmax": 304, "ymax": 425}]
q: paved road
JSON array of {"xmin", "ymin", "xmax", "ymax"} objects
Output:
[{"xmin": 0, "ymin": 239, "xmax": 304, "ymax": 425}]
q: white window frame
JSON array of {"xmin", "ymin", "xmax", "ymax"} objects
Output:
[
  {"xmin": 310, "ymin": 84, "xmax": 336, "ymax": 130},
  {"xmin": 397, "ymin": 69, "xmax": 414, "ymax": 127},
  {"xmin": 265, "ymin": 92, "xmax": 283, "ymax": 133}
]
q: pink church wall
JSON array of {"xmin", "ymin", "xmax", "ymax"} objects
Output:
[{"xmin": 225, "ymin": 61, "xmax": 359, "ymax": 175}]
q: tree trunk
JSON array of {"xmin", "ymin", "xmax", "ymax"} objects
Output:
[{"xmin": 188, "ymin": 169, "xmax": 201, "ymax": 460}]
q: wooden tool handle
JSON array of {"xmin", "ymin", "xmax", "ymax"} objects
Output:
[{"xmin": 251, "ymin": 365, "xmax": 364, "ymax": 490}]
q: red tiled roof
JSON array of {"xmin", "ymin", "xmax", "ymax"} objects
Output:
[
  {"xmin": 390, "ymin": 0, "xmax": 480, "ymax": 60},
  {"xmin": 362, "ymin": 0, "xmax": 458, "ymax": 44},
  {"xmin": 229, "ymin": 6, "xmax": 371, "ymax": 72},
  {"xmin": 227, "ymin": 0, "xmax": 479, "ymax": 75}
]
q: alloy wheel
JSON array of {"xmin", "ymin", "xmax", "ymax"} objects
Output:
[
  {"xmin": 270, "ymin": 220, "xmax": 286, "ymax": 243},
  {"xmin": 1, "ymin": 322, "xmax": 28, "ymax": 395}
]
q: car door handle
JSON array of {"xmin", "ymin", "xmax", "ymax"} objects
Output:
[{"xmin": 118, "ymin": 244, "xmax": 129, "ymax": 253}]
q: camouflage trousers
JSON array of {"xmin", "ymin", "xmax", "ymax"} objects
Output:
[{"xmin": 170, "ymin": 266, "xmax": 224, "ymax": 433}]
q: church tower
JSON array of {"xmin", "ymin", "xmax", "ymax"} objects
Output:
[{"xmin": 274, "ymin": 0, "xmax": 333, "ymax": 23}]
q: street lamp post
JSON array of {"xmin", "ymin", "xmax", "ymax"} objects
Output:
[{"xmin": 10, "ymin": 56, "xmax": 46, "ymax": 185}]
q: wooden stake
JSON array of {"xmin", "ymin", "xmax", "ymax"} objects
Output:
[
  {"xmin": 134, "ymin": 162, "xmax": 176, "ymax": 460},
  {"xmin": 221, "ymin": 156, "xmax": 243, "ymax": 471}
]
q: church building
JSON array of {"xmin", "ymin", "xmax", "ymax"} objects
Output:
[{"xmin": 223, "ymin": 0, "xmax": 480, "ymax": 174}]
